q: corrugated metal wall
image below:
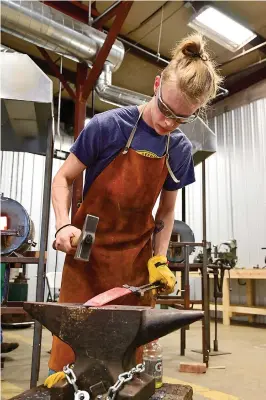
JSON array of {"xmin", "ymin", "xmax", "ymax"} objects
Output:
[
  {"xmin": 186, "ymin": 97, "xmax": 266, "ymax": 323},
  {"xmin": 1, "ymin": 96, "xmax": 266, "ymax": 321},
  {"xmin": 187, "ymin": 97, "xmax": 266, "ymax": 267}
]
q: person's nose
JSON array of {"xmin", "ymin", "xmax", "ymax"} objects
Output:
[{"xmin": 164, "ymin": 118, "xmax": 179, "ymax": 129}]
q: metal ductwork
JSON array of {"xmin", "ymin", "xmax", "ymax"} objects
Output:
[
  {"xmin": 1, "ymin": 0, "xmax": 124, "ymax": 72},
  {"xmin": 96, "ymin": 62, "xmax": 151, "ymax": 107}
]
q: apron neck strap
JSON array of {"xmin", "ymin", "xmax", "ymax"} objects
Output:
[
  {"xmin": 122, "ymin": 108, "xmax": 179, "ymax": 184},
  {"xmin": 166, "ymin": 134, "xmax": 180, "ymax": 184},
  {"xmin": 122, "ymin": 106, "xmax": 145, "ymax": 155}
]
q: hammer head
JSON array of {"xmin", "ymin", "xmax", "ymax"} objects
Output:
[{"xmin": 74, "ymin": 214, "xmax": 99, "ymax": 261}]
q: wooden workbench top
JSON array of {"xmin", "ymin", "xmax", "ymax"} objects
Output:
[{"xmin": 227, "ymin": 269, "xmax": 266, "ymax": 279}]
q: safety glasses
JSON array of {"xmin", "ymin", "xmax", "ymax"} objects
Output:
[{"xmin": 157, "ymin": 79, "xmax": 199, "ymax": 124}]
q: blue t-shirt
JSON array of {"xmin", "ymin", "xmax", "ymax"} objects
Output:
[{"xmin": 70, "ymin": 106, "xmax": 195, "ymax": 196}]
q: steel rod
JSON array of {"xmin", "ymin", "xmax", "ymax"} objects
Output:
[
  {"xmin": 71, "ymin": 63, "xmax": 88, "ymax": 220},
  {"xmin": 30, "ymin": 117, "xmax": 54, "ymax": 388},
  {"xmin": 201, "ymin": 160, "xmax": 210, "ymax": 366},
  {"xmin": 221, "ymin": 41, "xmax": 266, "ymax": 67},
  {"xmin": 93, "ymin": 1, "xmax": 122, "ymax": 25},
  {"xmin": 182, "ymin": 187, "xmax": 186, "ymax": 222}
]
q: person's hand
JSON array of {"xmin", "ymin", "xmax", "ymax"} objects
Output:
[
  {"xmin": 55, "ymin": 225, "xmax": 81, "ymax": 254},
  {"xmin": 148, "ymin": 255, "xmax": 176, "ymax": 295}
]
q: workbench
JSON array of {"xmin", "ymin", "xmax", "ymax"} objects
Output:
[
  {"xmin": 221, "ymin": 269, "xmax": 266, "ymax": 326},
  {"xmin": 191, "ymin": 268, "xmax": 266, "ymax": 326},
  {"xmin": 158, "ymin": 267, "xmax": 266, "ymax": 328}
]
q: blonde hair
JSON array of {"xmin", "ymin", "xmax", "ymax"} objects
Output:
[{"xmin": 162, "ymin": 33, "xmax": 223, "ymax": 107}]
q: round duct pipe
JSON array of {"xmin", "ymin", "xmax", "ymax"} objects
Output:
[
  {"xmin": 96, "ymin": 62, "xmax": 151, "ymax": 107},
  {"xmin": 1, "ymin": 0, "xmax": 124, "ymax": 72}
]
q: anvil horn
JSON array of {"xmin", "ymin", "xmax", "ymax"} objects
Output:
[{"xmin": 136, "ymin": 308, "xmax": 204, "ymax": 346}]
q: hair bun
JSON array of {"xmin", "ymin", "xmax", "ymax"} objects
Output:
[
  {"xmin": 166, "ymin": 33, "xmax": 223, "ymax": 106},
  {"xmin": 171, "ymin": 33, "xmax": 205, "ymax": 60},
  {"xmin": 182, "ymin": 41, "xmax": 201, "ymax": 57},
  {"xmin": 182, "ymin": 47, "xmax": 208, "ymax": 61}
]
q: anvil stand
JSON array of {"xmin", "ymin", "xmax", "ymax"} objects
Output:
[{"xmin": 10, "ymin": 302, "xmax": 203, "ymax": 400}]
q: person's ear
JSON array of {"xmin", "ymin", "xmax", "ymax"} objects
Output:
[{"xmin": 154, "ymin": 75, "xmax": 161, "ymax": 95}]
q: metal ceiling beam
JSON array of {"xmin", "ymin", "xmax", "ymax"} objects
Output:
[
  {"xmin": 81, "ymin": 1, "xmax": 133, "ymax": 102},
  {"xmin": 220, "ymin": 42, "xmax": 266, "ymax": 67},
  {"xmin": 118, "ymin": 34, "xmax": 170, "ymax": 68},
  {"xmin": 93, "ymin": 1, "xmax": 122, "ymax": 30}
]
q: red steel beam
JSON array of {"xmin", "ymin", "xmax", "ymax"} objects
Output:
[
  {"xmin": 43, "ymin": 1, "xmax": 99, "ymax": 24},
  {"xmin": 37, "ymin": 47, "xmax": 76, "ymax": 100},
  {"xmin": 71, "ymin": 63, "xmax": 88, "ymax": 219},
  {"xmin": 82, "ymin": 1, "xmax": 133, "ymax": 102}
]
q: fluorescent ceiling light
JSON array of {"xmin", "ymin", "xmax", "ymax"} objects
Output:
[{"xmin": 188, "ymin": 6, "xmax": 256, "ymax": 52}]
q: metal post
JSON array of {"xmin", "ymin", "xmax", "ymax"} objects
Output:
[
  {"xmin": 30, "ymin": 118, "xmax": 54, "ymax": 388},
  {"xmin": 201, "ymin": 160, "xmax": 210, "ymax": 366},
  {"xmin": 213, "ymin": 272, "xmax": 218, "ymax": 352},
  {"xmin": 71, "ymin": 63, "xmax": 88, "ymax": 220},
  {"xmin": 182, "ymin": 187, "xmax": 186, "ymax": 222},
  {"xmin": 180, "ymin": 187, "xmax": 187, "ymax": 355}
]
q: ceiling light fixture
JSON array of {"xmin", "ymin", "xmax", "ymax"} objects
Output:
[{"xmin": 188, "ymin": 6, "xmax": 257, "ymax": 52}]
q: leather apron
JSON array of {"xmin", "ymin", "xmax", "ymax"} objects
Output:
[{"xmin": 49, "ymin": 107, "xmax": 170, "ymax": 371}]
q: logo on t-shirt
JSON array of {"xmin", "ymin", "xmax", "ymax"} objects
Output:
[{"xmin": 136, "ymin": 150, "xmax": 160, "ymax": 158}]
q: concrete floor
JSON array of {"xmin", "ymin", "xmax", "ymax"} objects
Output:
[{"xmin": 1, "ymin": 321, "xmax": 266, "ymax": 400}]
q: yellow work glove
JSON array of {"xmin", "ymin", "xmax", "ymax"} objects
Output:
[
  {"xmin": 44, "ymin": 371, "xmax": 66, "ymax": 388},
  {"xmin": 148, "ymin": 255, "xmax": 176, "ymax": 295}
]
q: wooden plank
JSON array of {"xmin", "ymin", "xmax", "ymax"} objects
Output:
[
  {"xmin": 246, "ymin": 280, "xmax": 255, "ymax": 323},
  {"xmin": 223, "ymin": 275, "xmax": 231, "ymax": 326},
  {"xmin": 193, "ymin": 303, "xmax": 266, "ymax": 316},
  {"xmin": 229, "ymin": 269, "xmax": 266, "ymax": 279},
  {"xmin": 229, "ymin": 305, "xmax": 266, "ymax": 315},
  {"xmin": 193, "ymin": 303, "xmax": 223, "ymax": 312}
]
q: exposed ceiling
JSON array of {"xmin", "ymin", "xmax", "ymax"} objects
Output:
[{"xmin": 2, "ymin": 0, "xmax": 266, "ymax": 116}]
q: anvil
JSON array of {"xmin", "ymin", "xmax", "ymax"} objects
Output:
[{"xmin": 11, "ymin": 303, "xmax": 203, "ymax": 400}]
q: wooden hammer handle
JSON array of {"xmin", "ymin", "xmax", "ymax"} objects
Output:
[{"xmin": 52, "ymin": 235, "xmax": 80, "ymax": 251}]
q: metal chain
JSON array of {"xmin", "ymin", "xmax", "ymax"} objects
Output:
[
  {"xmin": 63, "ymin": 365, "xmax": 90, "ymax": 400},
  {"xmin": 106, "ymin": 363, "xmax": 145, "ymax": 400}
]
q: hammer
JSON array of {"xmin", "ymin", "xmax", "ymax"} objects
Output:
[{"xmin": 53, "ymin": 214, "xmax": 99, "ymax": 261}]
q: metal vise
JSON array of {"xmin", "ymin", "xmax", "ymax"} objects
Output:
[{"xmin": 12, "ymin": 303, "xmax": 203, "ymax": 400}]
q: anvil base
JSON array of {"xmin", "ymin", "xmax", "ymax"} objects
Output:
[{"xmin": 10, "ymin": 383, "xmax": 193, "ymax": 400}]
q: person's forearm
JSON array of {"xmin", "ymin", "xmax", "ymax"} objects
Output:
[
  {"xmin": 154, "ymin": 209, "xmax": 175, "ymax": 256},
  {"xmin": 52, "ymin": 175, "xmax": 73, "ymax": 230}
]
